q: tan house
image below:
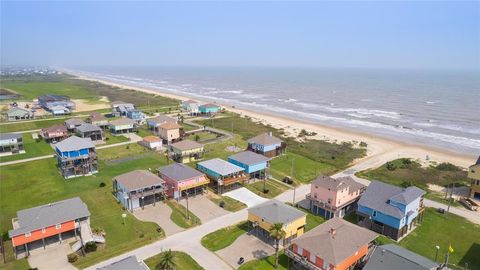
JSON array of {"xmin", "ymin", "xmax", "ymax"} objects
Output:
[
  {"xmin": 158, "ymin": 122, "xmax": 181, "ymax": 144},
  {"xmin": 469, "ymin": 156, "xmax": 480, "ymax": 200},
  {"xmin": 169, "ymin": 140, "xmax": 204, "ymax": 163},
  {"xmin": 86, "ymin": 112, "xmax": 109, "ymax": 129},
  {"xmin": 40, "ymin": 124, "xmax": 69, "ymax": 143}
]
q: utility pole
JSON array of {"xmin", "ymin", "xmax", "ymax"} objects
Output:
[
  {"xmin": 291, "ymin": 159, "xmax": 295, "ymax": 205},
  {"xmin": 184, "ymin": 190, "xmax": 190, "ymax": 220}
]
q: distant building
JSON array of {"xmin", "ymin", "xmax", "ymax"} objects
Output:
[
  {"xmin": 113, "ymin": 170, "xmax": 166, "ymax": 211},
  {"xmin": 38, "ymin": 94, "xmax": 75, "ymax": 115},
  {"xmin": 111, "ymin": 101, "xmax": 135, "ymax": 116},
  {"xmin": 140, "ymin": 136, "xmax": 162, "ymax": 150},
  {"xmin": 181, "ymin": 100, "xmax": 200, "ymax": 115},
  {"xmin": 247, "ymin": 132, "xmax": 286, "ymax": 157},
  {"xmin": 169, "ymin": 140, "xmax": 204, "ymax": 163},
  {"xmin": 75, "ymin": 123, "xmax": 103, "ymax": 142},
  {"xmin": 197, "ymin": 158, "xmax": 247, "ymax": 194},
  {"xmin": 6, "ymin": 107, "xmax": 32, "ymax": 121},
  {"xmin": 40, "ymin": 124, "xmax": 69, "ymax": 143},
  {"xmin": 158, "ymin": 163, "xmax": 209, "ymax": 199},
  {"xmin": 307, "ymin": 175, "xmax": 366, "ymax": 219},
  {"xmin": 55, "ymin": 136, "xmax": 98, "ymax": 178},
  {"xmin": 248, "ymin": 200, "xmax": 306, "ymax": 245},
  {"xmin": 158, "ymin": 122, "xmax": 182, "ymax": 144},
  {"xmin": 357, "ymin": 181, "xmax": 425, "ymax": 240},
  {"xmin": 109, "ymin": 118, "xmax": 137, "ymax": 134},
  {"xmin": 228, "ymin": 151, "xmax": 270, "ymax": 179},
  {"xmin": 0, "ymin": 133, "xmax": 24, "ymax": 155},
  {"xmin": 363, "ymin": 244, "xmax": 439, "ymax": 270},
  {"xmin": 285, "ymin": 218, "xmax": 378, "ymax": 270},
  {"xmin": 468, "ymin": 156, "xmax": 480, "ymax": 200},
  {"xmin": 86, "ymin": 112, "xmax": 109, "ymax": 129},
  {"xmin": 199, "ymin": 103, "xmax": 220, "ymax": 115},
  {"xmin": 147, "ymin": 115, "xmax": 178, "ymax": 134},
  {"xmin": 64, "ymin": 118, "xmax": 86, "ymax": 132},
  {"xmin": 98, "ymin": 256, "xmax": 150, "ymax": 270},
  {"xmin": 8, "ymin": 197, "xmax": 90, "ymax": 259},
  {"xmin": 126, "ymin": 109, "xmax": 146, "ymax": 123}
]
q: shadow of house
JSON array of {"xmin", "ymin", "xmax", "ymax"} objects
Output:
[
  {"xmin": 252, "ymin": 249, "xmax": 269, "ymax": 259},
  {"xmin": 458, "ymin": 243, "xmax": 480, "ymax": 270}
]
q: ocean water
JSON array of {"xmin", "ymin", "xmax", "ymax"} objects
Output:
[{"xmin": 68, "ymin": 67, "xmax": 480, "ymax": 154}]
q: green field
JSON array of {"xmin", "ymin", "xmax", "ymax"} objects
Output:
[
  {"xmin": 286, "ymin": 204, "xmax": 326, "ymax": 232},
  {"xmin": 187, "ymin": 131, "xmax": 219, "ymax": 142},
  {"xmin": 238, "ymin": 251, "xmax": 288, "ymax": 270},
  {"xmin": 246, "ymin": 179, "xmax": 289, "ymax": 199},
  {"xmin": 270, "ymin": 152, "xmax": 336, "ymax": 184},
  {"xmin": 0, "ymin": 133, "xmax": 53, "ymax": 162},
  {"xmin": 0, "ymin": 117, "xmax": 71, "ymax": 132},
  {"xmin": 201, "ymin": 221, "xmax": 249, "ymax": 251},
  {"xmin": 144, "ymin": 251, "xmax": 204, "ymax": 270},
  {"xmin": 0, "ymin": 145, "xmax": 169, "ymax": 269},
  {"xmin": 166, "ymin": 200, "xmax": 201, "ymax": 229},
  {"xmin": 207, "ymin": 191, "xmax": 247, "ymax": 212}
]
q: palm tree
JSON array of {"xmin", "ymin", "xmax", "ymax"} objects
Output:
[
  {"xmin": 269, "ymin": 223, "xmax": 286, "ymax": 269},
  {"xmin": 156, "ymin": 249, "xmax": 176, "ymax": 270}
]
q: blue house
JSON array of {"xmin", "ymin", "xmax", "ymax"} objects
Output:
[
  {"xmin": 247, "ymin": 132, "xmax": 286, "ymax": 158},
  {"xmin": 357, "ymin": 181, "xmax": 425, "ymax": 240},
  {"xmin": 199, "ymin": 103, "xmax": 220, "ymax": 115},
  {"xmin": 197, "ymin": 158, "xmax": 246, "ymax": 193},
  {"xmin": 55, "ymin": 136, "xmax": 98, "ymax": 179},
  {"xmin": 126, "ymin": 109, "xmax": 146, "ymax": 122},
  {"xmin": 228, "ymin": 151, "xmax": 270, "ymax": 179}
]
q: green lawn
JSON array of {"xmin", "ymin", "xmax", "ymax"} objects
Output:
[
  {"xmin": 166, "ymin": 200, "xmax": 201, "ymax": 229},
  {"xmin": 201, "ymin": 221, "xmax": 249, "ymax": 251},
  {"xmin": 182, "ymin": 122, "xmax": 199, "ymax": 132},
  {"xmin": 136, "ymin": 125, "xmax": 153, "ymax": 137},
  {"xmin": 246, "ymin": 179, "xmax": 290, "ymax": 199},
  {"xmin": 187, "ymin": 131, "xmax": 219, "ymax": 142},
  {"xmin": 270, "ymin": 152, "xmax": 336, "ymax": 184},
  {"xmin": 144, "ymin": 251, "xmax": 204, "ymax": 270},
  {"xmin": 103, "ymin": 132, "xmax": 130, "ymax": 145},
  {"xmin": 0, "ymin": 144, "xmax": 169, "ymax": 269},
  {"xmin": 1, "ymin": 258, "xmax": 30, "ymax": 270},
  {"xmin": 97, "ymin": 143, "xmax": 152, "ymax": 161},
  {"xmin": 207, "ymin": 191, "xmax": 247, "ymax": 212},
  {"xmin": 238, "ymin": 251, "xmax": 288, "ymax": 270},
  {"xmin": 0, "ymin": 117, "xmax": 69, "ymax": 133},
  {"xmin": 0, "ymin": 133, "xmax": 53, "ymax": 162}
]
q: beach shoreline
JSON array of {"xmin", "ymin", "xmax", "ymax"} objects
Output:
[{"xmin": 71, "ymin": 72, "xmax": 476, "ymax": 168}]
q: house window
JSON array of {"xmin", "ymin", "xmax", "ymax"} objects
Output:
[
  {"xmin": 42, "ymin": 228, "xmax": 46, "ymax": 233},
  {"xmin": 327, "ymin": 198, "xmax": 332, "ymax": 204},
  {"xmin": 56, "ymin": 223, "xmax": 61, "ymax": 229},
  {"xmin": 372, "ymin": 211, "xmax": 377, "ymax": 217},
  {"xmin": 323, "ymin": 260, "xmax": 329, "ymax": 269},
  {"xmin": 25, "ymin": 232, "xmax": 31, "ymax": 237}
]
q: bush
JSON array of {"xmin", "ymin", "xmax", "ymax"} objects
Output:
[
  {"xmin": 99, "ymin": 182, "xmax": 106, "ymax": 188},
  {"xmin": 67, "ymin": 253, "xmax": 78, "ymax": 263},
  {"xmin": 84, "ymin": 242, "xmax": 97, "ymax": 253},
  {"xmin": 219, "ymin": 201, "xmax": 225, "ymax": 208},
  {"xmin": 359, "ymin": 141, "xmax": 368, "ymax": 147},
  {"xmin": 263, "ymin": 189, "xmax": 270, "ymax": 194},
  {"xmin": 138, "ymin": 231, "xmax": 144, "ymax": 238},
  {"xmin": 436, "ymin": 162, "xmax": 461, "ymax": 172},
  {"xmin": 386, "ymin": 162, "xmax": 397, "ymax": 171}
]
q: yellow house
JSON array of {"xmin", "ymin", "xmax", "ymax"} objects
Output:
[
  {"xmin": 248, "ymin": 200, "xmax": 307, "ymax": 245},
  {"xmin": 169, "ymin": 140, "xmax": 204, "ymax": 163},
  {"xmin": 468, "ymin": 157, "xmax": 480, "ymax": 200}
]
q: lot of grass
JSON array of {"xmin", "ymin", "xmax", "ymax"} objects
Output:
[
  {"xmin": 0, "ymin": 117, "xmax": 69, "ymax": 132},
  {"xmin": 103, "ymin": 132, "xmax": 130, "ymax": 145},
  {"xmin": 166, "ymin": 200, "xmax": 201, "ymax": 229},
  {"xmin": 207, "ymin": 191, "xmax": 247, "ymax": 212},
  {"xmin": 0, "ymin": 133, "xmax": 53, "ymax": 162},
  {"xmin": 0, "ymin": 144, "xmax": 169, "ymax": 269},
  {"xmin": 182, "ymin": 122, "xmax": 199, "ymax": 132},
  {"xmin": 187, "ymin": 131, "xmax": 219, "ymax": 142},
  {"xmin": 287, "ymin": 204, "xmax": 326, "ymax": 232},
  {"xmin": 194, "ymin": 113, "xmax": 366, "ymax": 170},
  {"xmin": 246, "ymin": 179, "xmax": 290, "ymax": 199},
  {"xmin": 97, "ymin": 143, "xmax": 152, "ymax": 161},
  {"xmin": 201, "ymin": 134, "xmax": 248, "ymax": 161},
  {"xmin": 145, "ymin": 250, "xmax": 204, "ymax": 270},
  {"xmin": 270, "ymin": 152, "xmax": 336, "ymax": 184},
  {"xmin": 238, "ymin": 251, "xmax": 288, "ymax": 270},
  {"xmin": 136, "ymin": 125, "xmax": 153, "ymax": 137},
  {"xmin": 201, "ymin": 221, "xmax": 249, "ymax": 252}
]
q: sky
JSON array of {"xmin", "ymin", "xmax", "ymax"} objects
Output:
[{"xmin": 1, "ymin": 1, "xmax": 479, "ymax": 70}]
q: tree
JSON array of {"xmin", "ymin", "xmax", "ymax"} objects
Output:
[
  {"xmin": 269, "ymin": 223, "xmax": 286, "ymax": 269},
  {"xmin": 156, "ymin": 249, "xmax": 176, "ymax": 270}
]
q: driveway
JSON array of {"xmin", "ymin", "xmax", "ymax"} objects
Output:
[
  {"xmin": 133, "ymin": 203, "xmax": 184, "ymax": 236},
  {"xmin": 224, "ymin": 187, "xmax": 267, "ymax": 208},
  {"xmin": 216, "ymin": 233, "xmax": 275, "ymax": 269},
  {"xmin": 179, "ymin": 195, "xmax": 229, "ymax": 223},
  {"xmin": 28, "ymin": 243, "xmax": 76, "ymax": 270}
]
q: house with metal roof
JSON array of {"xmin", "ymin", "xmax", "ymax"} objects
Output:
[
  {"xmin": 126, "ymin": 109, "xmax": 146, "ymax": 123},
  {"xmin": 109, "ymin": 118, "xmax": 137, "ymax": 134},
  {"xmin": 6, "ymin": 107, "xmax": 32, "ymax": 121},
  {"xmin": 357, "ymin": 181, "xmax": 426, "ymax": 240},
  {"xmin": 285, "ymin": 218, "xmax": 378, "ymax": 270},
  {"xmin": 247, "ymin": 132, "xmax": 286, "ymax": 157},
  {"xmin": 228, "ymin": 151, "xmax": 270, "ymax": 179},
  {"xmin": 40, "ymin": 124, "xmax": 69, "ymax": 143},
  {"xmin": 64, "ymin": 118, "xmax": 86, "ymax": 131},
  {"xmin": 55, "ymin": 136, "xmax": 98, "ymax": 178},
  {"xmin": 158, "ymin": 163, "xmax": 209, "ymax": 199},
  {"xmin": 76, "ymin": 123, "xmax": 103, "ymax": 141},
  {"xmin": 307, "ymin": 175, "xmax": 366, "ymax": 220},
  {"xmin": 169, "ymin": 140, "xmax": 204, "ymax": 163},
  {"xmin": 199, "ymin": 103, "xmax": 220, "ymax": 115},
  {"xmin": 86, "ymin": 112, "xmax": 109, "ymax": 129},
  {"xmin": 468, "ymin": 156, "xmax": 480, "ymax": 200},
  {"xmin": 363, "ymin": 244, "xmax": 439, "ymax": 270},
  {"xmin": 111, "ymin": 101, "xmax": 135, "ymax": 116},
  {"xmin": 0, "ymin": 133, "xmax": 24, "ymax": 155},
  {"xmin": 38, "ymin": 94, "xmax": 75, "ymax": 115},
  {"xmin": 98, "ymin": 256, "xmax": 150, "ymax": 270},
  {"xmin": 8, "ymin": 197, "xmax": 91, "ymax": 258},
  {"xmin": 197, "ymin": 158, "xmax": 247, "ymax": 193},
  {"xmin": 113, "ymin": 170, "xmax": 166, "ymax": 211},
  {"xmin": 248, "ymin": 200, "xmax": 306, "ymax": 245}
]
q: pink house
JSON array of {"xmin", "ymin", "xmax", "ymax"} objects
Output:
[
  {"xmin": 158, "ymin": 163, "xmax": 209, "ymax": 199},
  {"xmin": 307, "ymin": 176, "xmax": 365, "ymax": 219}
]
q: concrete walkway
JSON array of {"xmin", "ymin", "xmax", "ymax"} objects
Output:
[
  {"xmin": 133, "ymin": 203, "xmax": 184, "ymax": 236},
  {"xmin": 223, "ymin": 188, "xmax": 267, "ymax": 207},
  {"xmin": 179, "ymin": 196, "xmax": 229, "ymax": 223},
  {"xmin": 28, "ymin": 243, "xmax": 76, "ymax": 270}
]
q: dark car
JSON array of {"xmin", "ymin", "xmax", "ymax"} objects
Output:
[{"xmin": 238, "ymin": 257, "xmax": 245, "ymax": 265}]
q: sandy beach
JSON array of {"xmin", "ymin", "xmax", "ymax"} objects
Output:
[{"xmin": 74, "ymin": 74, "xmax": 476, "ymax": 168}]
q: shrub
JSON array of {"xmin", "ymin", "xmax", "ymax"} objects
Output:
[
  {"xmin": 138, "ymin": 231, "xmax": 145, "ymax": 238},
  {"xmin": 263, "ymin": 189, "xmax": 270, "ymax": 194},
  {"xmin": 386, "ymin": 162, "xmax": 397, "ymax": 171},
  {"xmin": 359, "ymin": 141, "xmax": 368, "ymax": 148},
  {"xmin": 67, "ymin": 253, "xmax": 78, "ymax": 263},
  {"xmin": 436, "ymin": 162, "xmax": 461, "ymax": 172},
  {"xmin": 195, "ymin": 134, "xmax": 200, "ymax": 141},
  {"xmin": 99, "ymin": 182, "xmax": 106, "ymax": 188},
  {"xmin": 84, "ymin": 242, "xmax": 97, "ymax": 253},
  {"xmin": 219, "ymin": 201, "xmax": 225, "ymax": 208}
]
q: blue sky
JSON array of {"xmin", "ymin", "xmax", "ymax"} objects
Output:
[{"xmin": 1, "ymin": 1, "xmax": 479, "ymax": 69}]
